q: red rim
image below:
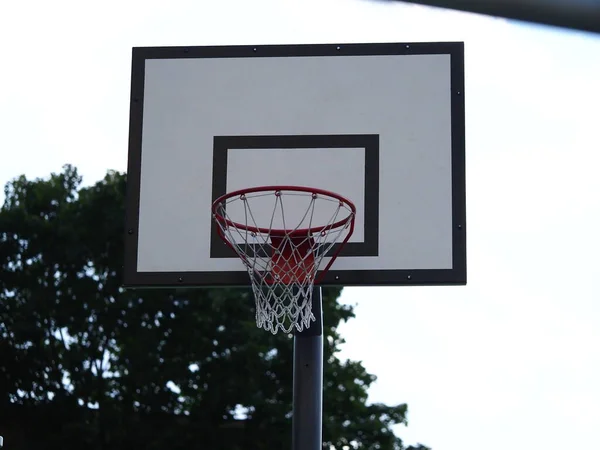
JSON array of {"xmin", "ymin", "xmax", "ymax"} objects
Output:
[{"xmin": 211, "ymin": 185, "xmax": 356, "ymax": 236}]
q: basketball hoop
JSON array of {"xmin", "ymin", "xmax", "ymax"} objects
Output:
[{"xmin": 212, "ymin": 186, "xmax": 356, "ymax": 334}]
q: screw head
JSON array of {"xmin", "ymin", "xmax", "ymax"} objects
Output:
[
  {"xmin": 127, "ymin": 229, "xmax": 134, "ymax": 235},
  {"xmin": 178, "ymin": 277, "xmax": 183, "ymax": 283}
]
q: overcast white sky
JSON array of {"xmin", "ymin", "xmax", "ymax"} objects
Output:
[{"xmin": 1, "ymin": 1, "xmax": 599, "ymax": 449}]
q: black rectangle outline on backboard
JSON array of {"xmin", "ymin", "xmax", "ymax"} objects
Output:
[
  {"xmin": 123, "ymin": 41, "xmax": 466, "ymax": 288},
  {"xmin": 210, "ymin": 134, "xmax": 379, "ymax": 259}
]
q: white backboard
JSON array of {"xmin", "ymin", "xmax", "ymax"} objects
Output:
[{"xmin": 124, "ymin": 42, "xmax": 466, "ymax": 287}]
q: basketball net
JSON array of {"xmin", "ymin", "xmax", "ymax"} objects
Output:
[{"xmin": 212, "ymin": 187, "xmax": 355, "ymax": 334}]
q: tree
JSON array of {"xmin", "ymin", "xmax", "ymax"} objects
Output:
[{"xmin": 0, "ymin": 165, "xmax": 429, "ymax": 450}]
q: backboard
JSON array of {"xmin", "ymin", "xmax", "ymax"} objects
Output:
[{"xmin": 124, "ymin": 42, "xmax": 466, "ymax": 288}]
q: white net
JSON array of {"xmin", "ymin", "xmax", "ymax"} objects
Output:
[{"xmin": 212, "ymin": 187, "xmax": 355, "ymax": 334}]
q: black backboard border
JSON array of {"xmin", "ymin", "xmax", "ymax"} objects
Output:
[{"xmin": 123, "ymin": 41, "xmax": 466, "ymax": 288}]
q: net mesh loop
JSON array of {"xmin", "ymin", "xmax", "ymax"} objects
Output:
[{"xmin": 212, "ymin": 186, "xmax": 355, "ymax": 334}]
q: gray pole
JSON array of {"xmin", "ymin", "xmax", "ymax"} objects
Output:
[
  {"xmin": 292, "ymin": 286, "xmax": 324, "ymax": 450},
  {"xmin": 377, "ymin": 0, "xmax": 600, "ymax": 34}
]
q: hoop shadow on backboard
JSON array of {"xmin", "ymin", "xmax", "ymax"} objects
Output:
[{"xmin": 210, "ymin": 134, "xmax": 379, "ymax": 260}]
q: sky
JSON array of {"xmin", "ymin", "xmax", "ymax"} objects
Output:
[{"xmin": 1, "ymin": 0, "xmax": 600, "ymax": 449}]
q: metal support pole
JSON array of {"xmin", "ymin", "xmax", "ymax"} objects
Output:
[{"xmin": 292, "ymin": 286, "xmax": 324, "ymax": 450}]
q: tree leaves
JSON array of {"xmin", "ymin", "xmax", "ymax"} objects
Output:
[{"xmin": 0, "ymin": 165, "xmax": 422, "ymax": 449}]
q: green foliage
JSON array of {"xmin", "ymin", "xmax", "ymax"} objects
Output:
[{"xmin": 0, "ymin": 165, "xmax": 427, "ymax": 450}]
